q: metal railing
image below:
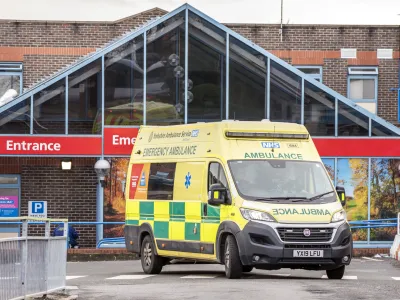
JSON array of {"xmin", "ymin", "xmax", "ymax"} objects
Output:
[{"xmin": 0, "ymin": 217, "xmax": 68, "ymax": 300}]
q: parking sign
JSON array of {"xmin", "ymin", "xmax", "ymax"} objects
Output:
[{"xmin": 28, "ymin": 201, "xmax": 47, "ymax": 218}]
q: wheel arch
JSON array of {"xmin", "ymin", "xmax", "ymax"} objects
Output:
[
  {"xmin": 215, "ymin": 221, "xmax": 242, "ymax": 263},
  {"xmin": 138, "ymin": 222, "xmax": 158, "ymax": 256}
]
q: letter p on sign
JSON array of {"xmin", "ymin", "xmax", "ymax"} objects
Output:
[{"xmin": 28, "ymin": 201, "xmax": 47, "ymax": 218}]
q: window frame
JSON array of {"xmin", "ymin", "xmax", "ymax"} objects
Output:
[
  {"xmin": 294, "ymin": 66, "xmax": 323, "ymax": 83},
  {"xmin": 347, "ymin": 67, "xmax": 378, "ymax": 105},
  {"xmin": 207, "ymin": 161, "xmax": 231, "ymax": 204}
]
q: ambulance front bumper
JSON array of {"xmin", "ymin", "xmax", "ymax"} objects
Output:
[{"xmin": 235, "ymin": 220, "xmax": 352, "ymax": 270}]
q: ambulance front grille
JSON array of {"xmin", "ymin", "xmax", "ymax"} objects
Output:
[{"xmin": 277, "ymin": 227, "xmax": 333, "ymax": 242}]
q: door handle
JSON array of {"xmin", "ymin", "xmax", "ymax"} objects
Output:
[{"xmin": 203, "ymin": 204, "xmax": 208, "ymax": 216}]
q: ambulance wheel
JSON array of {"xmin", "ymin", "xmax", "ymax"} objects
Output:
[
  {"xmin": 141, "ymin": 235, "xmax": 163, "ymax": 274},
  {"xmin": 224, "ymin": 235, "xmax": 243, "ymax": 279},
  {"xmin": 242, "ymin": 266, "xmax": 253, "ymax": 273},
  {"xmin": 326, "ymin": 265, "xmax": 345, "ymax": 279}
]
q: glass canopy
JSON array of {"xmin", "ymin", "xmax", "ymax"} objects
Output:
[{"xmin": 0, "ymin": 4, "xmax": 398, "ymax": 137}]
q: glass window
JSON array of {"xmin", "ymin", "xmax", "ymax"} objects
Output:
[
  {"xmin": 0, "ymin": 97, "xmax": 31, "ymax": 134},
  {"xmin": 337, "ymin": 158, "xmax": 369, "ymax": 241},
  {"xmin": 228, "ymin": 160, "xmax": 334, "ymax": 203},
  {"xmin": 0, "ymin": 75, "xmax": 21, "ymax": 99},
  {"xmin": 208, "ymin": 162, "xmax": 228, "ymax": 189},
  {"xmin": 229, "ymin": 36, "xmax": 266, "ymax": 121},
  {"xmin": 371, "ymin": 119, "xmax": 399, "ymax": 136},
  {"xmin": 349, "ymin": 78, "xmax": 376, "ymax": 100},
  {"xmin": 295, "ymin": 66, "xmax": 322, "ymax": 82},
  {"xmin": 370, "ymin": 158, "xmax": 400, "ymax": 241},
  {"xmin": 104, "ymin": 35, "xmax": 144, "ymax": 128},
  {"xmin": 321, "ymin": 158, "xmax": 335, "ymax": 183},
  {"xmin": 188, "ymin": 12, "xmax": 226, "ymax": 122},
  {"xmin": 33, "ymin": 79, "xmax": 65, "ymax": 134},
  {"xmin": 270, "ymin": 61, "xmax": 302, "ymax": 123},
  {"xmin": 147, "ymin": 163, "xmax": 176, "ymax": 200},
  {"xmin": 303, "ymin": 81, "xmax": 335, "ymax": 136},
  {"xmin": 146, "ymin": 12, "xmax": 186, "ymax": 125},
  {"xmin": 337, "ymin": 102, "xmax": 369, "ymax": 136},
  {"xmin": 0, "ymin": 176, "xmax": 18, "ymax": 185},
  {"xmin": 68, "ymin": 59, "xmax": 102, "ymax": 135}
]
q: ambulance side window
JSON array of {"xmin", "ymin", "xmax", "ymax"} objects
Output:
[
  {"xmin": 147, "ymin": 163, "xmax": 176, "ymax": 200},
  {"xmin": 208, "ymin": 162, "xmax": 228, "ymax": 190}
]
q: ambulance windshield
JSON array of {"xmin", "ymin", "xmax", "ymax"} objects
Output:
[{"xmin": 228, "ymin": 160, "xmax": 336, "ymax": 203}]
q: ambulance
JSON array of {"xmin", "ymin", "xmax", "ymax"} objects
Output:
[{"xmin": 124, "ymin": 120, "xmax": 352, "ymax": 279}]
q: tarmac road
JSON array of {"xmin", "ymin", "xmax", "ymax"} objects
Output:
[{"xmin": 65, "ymin": 257, "xmax": 400, "ymax": 300}]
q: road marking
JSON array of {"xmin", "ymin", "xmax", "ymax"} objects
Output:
[
  {"xmin": 392, "ymin": 277, "xmax": 400, "ymax": 281},
  {"xmin": 65, "ymin": 286, "xmax": 79, "ymax": 290},
  {"xmin": 362, "ymin": 256, "xmax": 383, "ymax": 262},
  {"xmin": 181, "ymin": 275, "xmax": 217, "ymax": 279},
  {"xmin": 0, "ymin": 277, "xmax": 17, "ymax": 280},
  {"xmin": 272, "ymin": 274, "xmax": 291, "ymax": 277},
  {"xmin": 321, "ymin": 275, "xmax": 357, "ymax": 280},
  {"xmin": 66, "ymin": 276, "xmax": 87, "ymax": 280},
  {"xmin": 106, "ymin": 275, "xmax": 155, "ymax": 280}
]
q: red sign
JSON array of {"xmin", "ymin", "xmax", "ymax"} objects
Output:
[
  {"xmin": 0, "ymin": 136, "xmax": 102, "ymax": 155},
  {"xmin": 104, "ymin": 127, "xmax": 139, "ymax": 156},
  {"xmin": 313, "ymin": 138, "xmax": 400, "ymax": 157}
]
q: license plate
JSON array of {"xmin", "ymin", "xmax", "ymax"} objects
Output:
[{"xmin": 293, "ymin": 250, "xmax": 323, "ymax": 257}]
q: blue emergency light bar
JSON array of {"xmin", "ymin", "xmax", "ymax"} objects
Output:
[{"xmin": 225, "ymin": 131, "xmax": 309, "ymax": 139}]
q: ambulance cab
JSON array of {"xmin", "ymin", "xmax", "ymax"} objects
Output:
[{"xmin": 124, "ymin": 120, "xmax": 352, "ymax": 279}]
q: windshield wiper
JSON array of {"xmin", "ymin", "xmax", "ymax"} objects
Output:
[
  {"xmin": 255, "ymin": 197, "xmax": 308, "ymax": 202},
  {"xmin": 291, "ymin": 191, "xmax": 335, "ymax": 202}
]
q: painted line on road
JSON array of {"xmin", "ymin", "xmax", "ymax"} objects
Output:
[
  {"xmin": 66, "ymin": 276, "xmax": 88, "ymax": 280},
  {"xmin": 272, "ymin": 274, "xmax": 291, "ymax": 277},
  {"xmin": 181, "ymin": 275, "xmax": 217, "ymax": 279},
  {"xmin": 362, "ymin": 256, "xmax": 383, "ymax": 262},
  {"xmin": 392, "ymin": 277, "xmax": 400, "ymax": 281},
  {"xmin": 106, "ymin": 275, "xmax": 155, "ymax": 280},
  {"xmin": 321, "ymin": 275, "xmax": 357, "ymax": 280},
  {"xmin": 65, "ymin": 286, "xmax": 79, "ymax": 290}
]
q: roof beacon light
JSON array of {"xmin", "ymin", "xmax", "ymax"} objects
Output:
[{"xmin": 225, "ymin": 132, "xmax": 309, "ymax": 139}]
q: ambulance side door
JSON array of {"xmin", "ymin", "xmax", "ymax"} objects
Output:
[{"xmin": 201, "ymin": 161, "xmax": 230, "ymax": 257}]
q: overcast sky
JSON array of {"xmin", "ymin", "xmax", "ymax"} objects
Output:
[{"xmin": 0, "ymin": 0, "xmax": 399, "ymax": 24}]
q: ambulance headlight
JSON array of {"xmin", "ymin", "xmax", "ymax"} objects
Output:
[
  {"xmin": 240, "ymin": 208, "xmax": 276, "ymax": 222},
  {"xmin": 331, "ymin": 209, "xmax": 347, "ymax": 223}
]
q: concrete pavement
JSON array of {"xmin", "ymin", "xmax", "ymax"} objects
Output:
[{"xmin": 65, "ymin": 258, "xmax": 400, "ymax": 300}]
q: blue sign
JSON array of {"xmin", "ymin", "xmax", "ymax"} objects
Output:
[
  {"xmin": 28, "ymin": 201, "xmax": 47, "ymax": 218},
  {"xmin": 261, "ymin": 142, "xmax": 280, "ymax": 148},
  {"xmin": 0, "ymin": 196, "xmax": 19, "ymax": 217}
]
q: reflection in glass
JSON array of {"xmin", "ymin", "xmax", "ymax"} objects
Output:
[
  {"xmin": 0, "ymin": 75, "xmax": 21, "ymax": 99},
  {"xmin": 270, "ymin": 61, "xmax": 302, "ymax": 123},
  {"xmin": 371, "ymin": 119, "xmax": 399, "ymax": 136},
  {"xmin": 321, "ymin": 158, "xmax": 335, "ymax": 182},
  {"xmin": 104, "ymin": 36, "xmax": 144, "ymax": 130},
  {"xmin": 229, "ymin": 36, "xmax": 266, "ymax": 120},
  {"xmin": 187, "ymin": 12, "xmax": 225, "ymax": 122},
  {"xmin": 303, "ymin": 81, "xmax": 335, "ymax": 136},
  {"xmin": 337, "ymin": 158, "xmax": 369, "ymax": 241},
  {"xmin": 0, "ymin": 97, "xmax": 31, "ymax": 134},
  {"xmin": 146, "ymin": 12, "xmax": 186, "ymax": 125},
  {"xmin": 337, "ymin": 102, "xmax": 369, "ymax": 136},
  {"xmin": 68, "ymin": 59, "xmax": 102, "ymax": 134},
  {"xmin": 370, "ymin": 158, "xmax": 400, "ymax": 241},
  {"xmin": 0, "ymin": 176, "xmax": 18, "ymax": 184},
  {"xmin": 33, "ymin": 79, "xmax": 65, "ymax": 134}
]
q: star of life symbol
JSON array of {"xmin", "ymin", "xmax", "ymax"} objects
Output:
[{"xmin": 185, "ymin": 172, "xmax": 191, "ymax": 189}]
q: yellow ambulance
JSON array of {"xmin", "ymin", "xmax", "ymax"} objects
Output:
[{"xmin": 124, "ymin": 120, "xmax": 352, "ymax": 279}]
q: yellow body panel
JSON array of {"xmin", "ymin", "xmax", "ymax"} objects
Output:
[{"xmin": 124, "ymin": 121, "xmax": 345, "ymax": 262}]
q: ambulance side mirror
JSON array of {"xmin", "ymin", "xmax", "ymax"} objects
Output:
[
  {"xmin": 208, "ymin": 183, "xmax": 227, "ymax": 206},
  {"xmin": 336, "ymin": 186, "xmax": 346, "ymax": 207}
]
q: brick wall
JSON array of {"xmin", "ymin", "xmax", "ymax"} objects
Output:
[{"xmin": 0, "ymin": 157, "xmax": 98, "ymax": 247}]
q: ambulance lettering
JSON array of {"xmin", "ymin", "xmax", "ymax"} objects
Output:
[
  {"xmin": 244, "ymin": 152, "xmax": 303, "ymax": 160},
  {"xmin": 272, "ymin": 208, "xmax": 331, "ymax": 216}
]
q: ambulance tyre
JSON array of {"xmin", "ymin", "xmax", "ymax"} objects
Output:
[
  {"xmin": 140, "ymin": 235, "xmax": 163, "ymax": 274},
  {"xmin": 326, "ymin": 265, "xmax": 345, "ymax": 279},
  {"xmin": 224, "ymin": 235, "xmax": 243, "ymax": 279}
]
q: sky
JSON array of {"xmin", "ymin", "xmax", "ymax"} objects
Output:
[{"xmin": 0, "ymin": 0, "xmax": 399, "ymax": 24}]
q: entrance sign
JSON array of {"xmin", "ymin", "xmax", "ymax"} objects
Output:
[
  {"xmin": 0, "ymin": 196, "xmax": 19, "ymax": 217},
  {"xmin": 28, "ymin": 201, "xmax": 47, "ymax": 218},
  {"xmin": 104, "ymin": 127, "xmax": 139, "ymax": 155},
  {"xmin": 0, "ymin": 136, "xmax": 102, "ymax": 155}
]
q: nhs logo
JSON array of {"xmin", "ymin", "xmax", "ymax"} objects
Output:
[
  {"xmin": 261, "ymin": 142, "xmax": 280, "ymax": 148},
  {"xmin": 191, "ymin": 130, "xmax": 199, "ymax": 137}
]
